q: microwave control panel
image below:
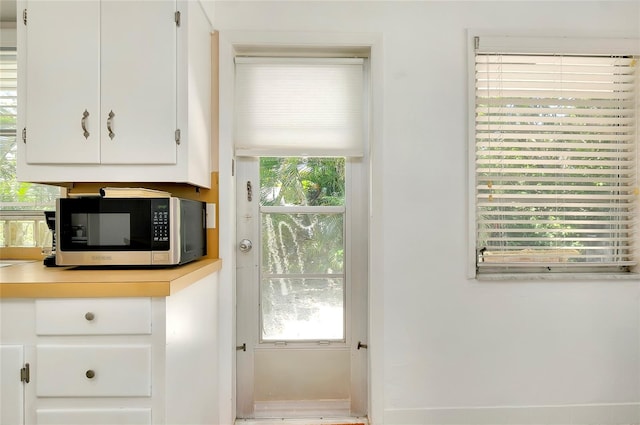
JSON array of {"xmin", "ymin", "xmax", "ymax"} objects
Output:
[{"xmin": 151, "ymin": 199, "xmax": 171, "ymax": 248}]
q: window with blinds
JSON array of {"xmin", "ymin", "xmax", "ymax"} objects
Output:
[
  {"xmin": 474, "ymin": 50, "xmax": 638, "ymax": 273},
  {"xmin": 1, "ymin": 38, "xmax": 60, "ymax": 249},
  {"xmin": 0, "ymin": 47, "xmax": 17, "ymax": 163}
]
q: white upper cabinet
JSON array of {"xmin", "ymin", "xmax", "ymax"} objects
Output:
[
  {"xmin": 99, "ymin": 1, "xmax": 177, "ymax": 165},
  {"xmin": 17, "ymin": 0, "xmax": 212, "ymax": 188},
  {"xmin": 24, "ymin": 0, "xmax": 101, "ymax": 164}
]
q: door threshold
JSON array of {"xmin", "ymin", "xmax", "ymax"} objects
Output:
[
  {"xmin": 235, "ymin": 418, "xmax": 368, "ymax": 425},
  {"xmin": 253, "ymin": 399, "xmax": 351, "ymax": 418}
]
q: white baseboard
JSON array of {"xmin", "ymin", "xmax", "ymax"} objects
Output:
[
  {"xmin": 236, "ymin": 418, "xmax": 367, "ymax": 425},
  {"xmin": 384, "ymin": 403, "xmax": 640, "ymax": 424}
]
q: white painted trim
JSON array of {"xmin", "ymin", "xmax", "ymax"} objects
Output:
[
  {"xmin": 384, "ymin": 403, "xmax": 640, "ymax": 424},
  {"xmin": 219, "ymin": 30, "xmax": 380, "ymax": 54},
  {"xmin": 366, "ymin": 33, "xmax": 384, "ymax": 425},
  {"xmin": 476, "ymin": 35, "xmax": 640, "ymax": 55},
  {"xmin": 218, "ymin": 30, "xmax": 239, "ymax": 425},
  {"xmin": 466, "ymin": 30, "xmax": 477, "ymax": 280}
]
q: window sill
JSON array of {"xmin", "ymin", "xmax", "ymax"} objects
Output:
[{"xmin": 477, "ymin": 272, "xmax": 640, "ymax": 282}]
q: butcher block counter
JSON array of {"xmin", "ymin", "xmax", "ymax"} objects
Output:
[{"xmin": 0, "ymin": 258, "xmax": 222, "ymax": 298}]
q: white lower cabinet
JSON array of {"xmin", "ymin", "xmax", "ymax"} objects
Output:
[
  {"xmin": 36, "ymin": 409, "xmax": 151, "ymax": 425},
  {"xmin": 31, "ymin": 299, "xmax": 156, "ymax": 425},
  {"xmin": 0, "ymin": 345, "xmax": 26, "ymax": 425},
  {"xmin": 0, "ymin": 272, "xmax": 219, "ymax": 425}
]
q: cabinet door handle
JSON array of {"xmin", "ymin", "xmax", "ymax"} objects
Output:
[
  {"xmin": 107, "ymin": 110, "xmax": 115, "ymax": 140},
  {"xmin": 84, "ymin": 312, "xmax": 95, "ymax": 321},
  {"xmin": 85, "ymin": 369, "xmax": 96, "ymax": 379},
  {"xmin": 81, "ymin": 110, "xmax": 90, "ymax": 139}
]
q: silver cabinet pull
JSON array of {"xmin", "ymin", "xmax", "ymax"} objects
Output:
[
  {"xmin": 81, "ymin": 110, "xmax": 90, "ymax": 139},
  {"xmin": 107, "ymin": 110, "xmax": 115, "ymax": 140},
  {"xmin": 84, "ymin": 312, "xmax": 95, "ymax": 321}
]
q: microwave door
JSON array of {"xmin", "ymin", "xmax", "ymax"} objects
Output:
[{"xmin": 57, "ymin": 198, "xmax": 160, "ymax": 266}]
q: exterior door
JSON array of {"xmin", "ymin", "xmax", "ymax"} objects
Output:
[{"xmin": 236, "ymin": 156, "xmax": 368, "ymax": 419}]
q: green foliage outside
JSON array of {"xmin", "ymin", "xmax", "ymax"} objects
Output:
[
  {"xmin": 1, "ymin": 87, "xmax": 58, "ymax": 211},
  {"xmin": 1, "ymin": 54, "xmax": 58, "ymax": 246},
  {"xmin": 259, "ymin": 157, "xmax": 345, "ymax": 274},
  {"xmin": 260, "ymin": 157, "xmax": 345, "ymax": 207},
  {"xmin": 475, "ymin": 104, "xmax": 633, "ymax": 264}
]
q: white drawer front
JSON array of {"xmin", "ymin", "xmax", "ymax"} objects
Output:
[
  {"xmin": 37, "ymin": 408, "xmax": 151, "ymax": 425},
  {"xmin": 36, "ymin": 345, "xmax": 151, "ymax": 397},
  {"xmin": 36, "ymin": 298, "xmax": 151, "ymax": 335}
]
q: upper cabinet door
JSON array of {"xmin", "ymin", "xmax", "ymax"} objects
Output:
[
  {"xmin": 100, "ymin": 0, "xmax": 178, "ymax": 165},
  {"xmin": 25, "ymin": 1, "xmax": 101, "ymax": 164}
]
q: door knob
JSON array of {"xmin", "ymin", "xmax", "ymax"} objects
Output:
[{"xmin": 239, "ymin": 239, "xmax": 252, "ymax": 253}]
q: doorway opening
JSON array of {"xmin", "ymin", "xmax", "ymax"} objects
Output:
[{"xmin": 236, "ymin": 156, "xmax": 369, "ymax": 419}]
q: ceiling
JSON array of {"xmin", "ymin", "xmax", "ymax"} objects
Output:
[{"xmin": 1, "ymin": 0, "xmax": 16, "ymax": 23}]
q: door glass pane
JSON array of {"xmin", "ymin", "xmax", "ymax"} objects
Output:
[
  {"xmin": 261, "ymin": 278, "xmax": 344, "ymax": 341},
  {"xmin": 259, "ymin": 157, "xmax": 346, "ymax": 342},
  {"xmin": 260, "ymin": 157, "xmax": 345, "ymax": 206},
  {"xmin": 262, "ymin": 213, "xmax": 344, "ymax": 275}
]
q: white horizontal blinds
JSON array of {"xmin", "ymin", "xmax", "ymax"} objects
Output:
[
  {"xmin": 0, "ymin": 48, "xmax": 17, "ymax": 139},
  {"xmin": 475, "ymin": 51, "xmax": 638, "ymax": 270},
  {"xmin": 235, "ymin": 57, "xmax": 364, "ymax": 157}
]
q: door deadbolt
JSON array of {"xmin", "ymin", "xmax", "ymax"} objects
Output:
[{"xmin": 239, "ymin": 239, "xmax": 252, "ymax": 253}]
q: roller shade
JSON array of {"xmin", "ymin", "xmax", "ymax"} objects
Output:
[
  {"xmin": 234, "ymin": 57, "xmax": 364, "ymax": 157},
  {"xmin": 474, "ymin": 47, "xmax": 638, "ymax": 271}
]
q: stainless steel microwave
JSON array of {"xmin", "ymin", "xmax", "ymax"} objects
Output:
[{"xmin": 56, "ymin": 197, "xmax": 206, "ymax": 266}]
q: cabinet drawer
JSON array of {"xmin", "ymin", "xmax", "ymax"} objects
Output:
[
  {"xmin": 36, "ymin": 345, "xmax": 151, "ymax": 397},
  {"xmin": 36, "ymin": 298, "xmax": 151, "ymax": 335},
  {"xmin": 37, "ymin": 408, "xmax": 151, "ymax": 425}
]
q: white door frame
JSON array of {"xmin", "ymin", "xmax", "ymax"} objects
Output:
[
  {"xmin": 217, "ymin": 30, "xmax": 384, "ymax": 425},
  {"xmin": 235, "ymin": 156, "xmax": 368, "ymax": 419}
]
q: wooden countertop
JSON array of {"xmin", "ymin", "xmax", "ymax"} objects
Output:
[{"xmin": 0, "ymin": 258, "xmax": 222, "ymax": 298}]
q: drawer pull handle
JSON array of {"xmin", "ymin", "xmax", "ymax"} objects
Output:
[
  {"xmin": 85, "ymin": 370, "xmax": 95, "ymax": 379},
  {"xmin": 84, "ymin": 312, "xmax": 95, "ymax": 321}
]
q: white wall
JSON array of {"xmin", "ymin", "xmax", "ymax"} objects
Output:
[{"xmin": 211, "ymin": 1, "xmax": 640, "ymax": 424}]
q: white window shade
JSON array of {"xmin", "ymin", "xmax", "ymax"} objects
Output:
[
  {"xmin": 475, "ymin": 49, "xmax": 638, "ymax": 272},
  {"xmin": 234, "ymin": 57, "xmax": 364, "ymax": 157}
]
